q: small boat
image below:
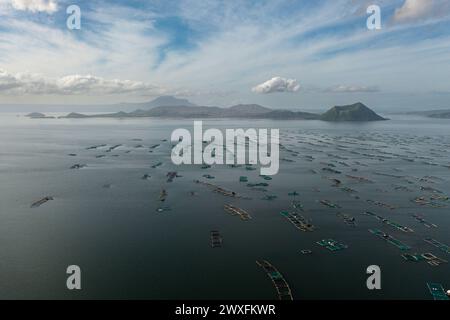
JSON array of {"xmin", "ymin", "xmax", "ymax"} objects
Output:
[
  {"xmin": 70, "ymin": 164, "xmax": 87, "ymax": 169},
  {"xmin": 106, "ymin": 144, "xmax": 122, "ymax": 152},
  {"xmin": 336, "ymin": 213, "xmax": 356, "ymax": 227},
  {"xmin": 31, "ymin": 196, "xmax": 54, "ymax": 208},
  {"xmin": 247, "ymin": 183, "xmax": 269, "ymax": 187},
  {"xmin": 159, "ymin": 189, "xmax": 168, "ymax": 202},
  {"xmin": 151, "ymin": 162, "xmax": 163, "ymax": 168},
  {"xmin": 166, "ymin": 171, "xmax": 179, "ymax": 182},
  {"xmin": 86, "ymin": 144, "xmax": 107, "ymax": 150}
]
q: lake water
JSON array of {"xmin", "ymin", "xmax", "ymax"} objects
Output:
[{"xmin": 0, "ymin": 113, "xmax": 449, "ymax": 299}]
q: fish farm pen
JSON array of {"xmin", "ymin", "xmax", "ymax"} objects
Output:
[{"xmin": 256, "ymin": 260, "xmax": 293, "ymax": 300}]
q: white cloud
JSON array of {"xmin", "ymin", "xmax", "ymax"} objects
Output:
[
  {"xmin": 394, "ymin": 0, "xmax": 434, "ymax": 22},
  {"xmin": 326, "ymin": 85, "xmax": 380, "ymax": 93},
  {"xmin": 0, "ymin": 69, "xmax": 168, "ymax": 96},
  {"xmin": 10, "ymin": 0, "xmax": 58, "ymax": 14},
  {"xmin": 252, "ymin": 77, "xmax": 301, "ymax": 94}
]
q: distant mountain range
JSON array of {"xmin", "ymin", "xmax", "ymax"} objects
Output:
[
  {"xmin": 26, "ymin": 112, "xmax": 56, "ymax": 119},
  {"xmin": 115, "ymin": 95, "xmax": 197, "ymax": 110},
  {"xmin": 428, "ymin": 111, "xmax": 450, "ymax": 119},
  {"xmin": 400, "ymin": 109, "xmax": 450, "ymax": 119},
  {"xmin": 28, "ymin": 96, "xmax": 386, "ymax": 122}
]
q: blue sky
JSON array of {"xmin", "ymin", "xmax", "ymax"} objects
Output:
[{"xmin": 0, "ymin": 0, "xmax": 450, "ymax": 111}]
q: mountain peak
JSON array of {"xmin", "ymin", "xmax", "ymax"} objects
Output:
[
  {"xmin": 148, "ymin": 96, "xmax": 196, "ymax": 108},
  {"xmin": 334, "ymin": 102, "xmax": 368, "ymax": 111},
  {"xmin": 321, "ymin": 102, "xmax": 386, "ymax": 121}
]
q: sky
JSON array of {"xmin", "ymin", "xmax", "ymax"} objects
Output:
[{"xmin": 0, "ymin": 0, "xmax": 450, "ymax": 111}]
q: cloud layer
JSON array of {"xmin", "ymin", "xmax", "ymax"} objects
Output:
[
  {"xmin": 0, "ymin": 69, "xmax": 166, "ymax": 96},
  {"xmin": 252, "ymin": 77, "xmax": 301, "ymax": 94},
  {"xmin": 325, "ymin": 85, "xmax": 380, "ymax": 93},
  {"xmin": 10, "ymin": 0, "xmax": 58, "ymax": 14}
]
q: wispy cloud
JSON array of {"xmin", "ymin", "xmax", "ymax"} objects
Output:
[
  {"xmin": 394, "ymin": 0, "xmax": 433, "ymax": 22},
  {"xmin": 9, "ymin": 0, "xmax": 58, "ymax": 14},
  {"xmin": 325, "ymin": 85, "xmax": 380, "ymax": 93}
]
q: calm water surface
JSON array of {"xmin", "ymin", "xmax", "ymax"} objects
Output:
[{"xmin": 0, "ymin": 114, "xmax": 449, "ymax": 299}]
